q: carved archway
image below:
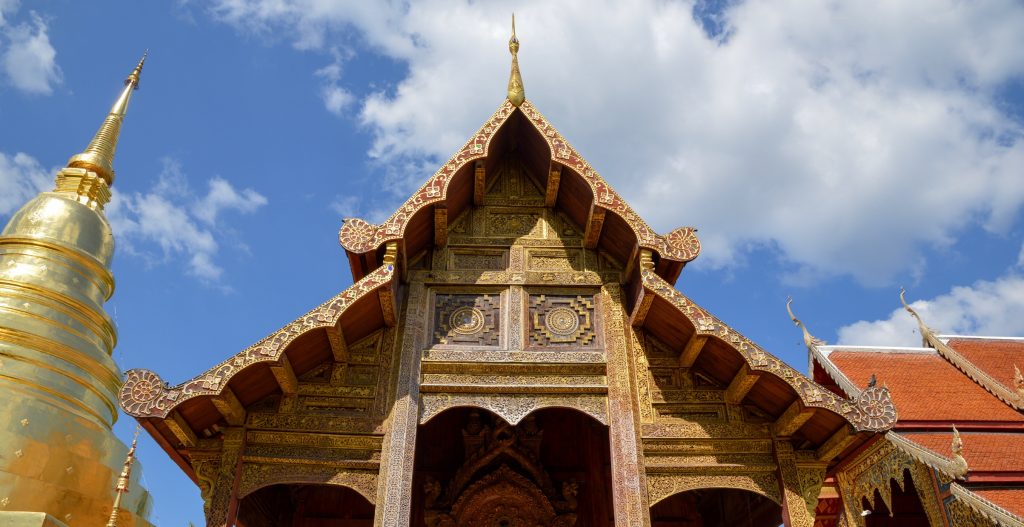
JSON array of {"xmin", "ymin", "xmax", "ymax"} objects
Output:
[
  {"xmin": 238, "ymin": 483, "xmax": 374, "ymax": 527},
  {"xmin": 650, "ymin": 488, "xmax": 783, "ymax": 527},
  {"xmin": 414, "ymin": 406, "xmax": 612, "ymax": 526}
]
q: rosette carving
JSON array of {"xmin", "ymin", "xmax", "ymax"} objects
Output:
[
  {"xmin": 338, "ymin": 218, "xmax": 376, "ymax": 253},
  {"xmin": 844, "ymin": 386, "xmax": 898, "ymax": 432},
  {"xmin": 119, "ymin": 369, "xmax": 168, "ymax": 416},
  {"xmin": 663, "ymin": 226, "xmax": 701, "ymax": 262}
]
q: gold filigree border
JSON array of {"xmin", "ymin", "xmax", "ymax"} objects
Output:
[
  {"xmin": 120, "ymin": 263, "xmax": 396, "ymax": 418},
  {"xmin": 337, "ymin": 100, "xmax": 700, "ymax": 264},
  {"xmin": 640, "ymin": 269, "xmax": 897, "ymax": 433},
  {"xmin": 418, "ymin": 393, "xmax": 608, "ymax": 426}
]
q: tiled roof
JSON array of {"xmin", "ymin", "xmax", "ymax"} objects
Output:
[
  {"xmin": 971, "ymin": 488, "xmax": 1024, "ymax": 518},
  {"xmin": 903, "ymin": 432, "xmax": 1024, "ymax": 473},
  {"xmin": 946, "ymin": 337, "xmax": 1024, "ymax": 394},
  {"xmin": 827, "ymin": 349, "xmax": 1024, "ymax": 422}
]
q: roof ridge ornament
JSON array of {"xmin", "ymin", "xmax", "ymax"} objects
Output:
[
  {"xmin": 900, "ymin": 286, "xmax": 935, "ymax": 345},
  {"xmin": 66, "ymin": 51, "xmax": 147, "ymax": 186},
  {"xmin": 507, "ymin": 14, "xmax": 525, "ymax": 107},
  {"xmin": 786, "ymin": 296, "xmax": 827, "ymax": 352}
]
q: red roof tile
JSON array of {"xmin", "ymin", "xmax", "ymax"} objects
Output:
[
  {"xmin": 903, "ymin": 432, "xmax": 1024, "ymax": 473},
  {"xmin": 971, "ymin": 488, "xmax": 1024, "ymax": 518},
  {"xmin": 946, "ymin": 337, "xmax": 1024, "ymax": 393},
  {"xmin": 827, "ymin": 349, "xmax": 1024, "ymax": 422}
]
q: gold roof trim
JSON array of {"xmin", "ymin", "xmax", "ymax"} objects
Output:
[
  {"xmin": 67, "ymin": 52, "xmax": 147, "ymax": 185},
  {"xmin": 120, "ymin": 262, "xmax": 396, "ymax": 418},
  {"xmin": 639, "ymin": 268, "xmax": 897, "ymax": 432},
  {"xmin": 884, "ymin": 429, "xmax": 968, "ymax": 480},
  {"xmin": 901, "ymin": 288, "xmax": 1024, "ymax": 411},
  {"xmin": 787, "ymin": 297, "xmax": 863, "ymax": 399},
  {"xmin": 338, "ymin": 99, "xmax": 700, "ymax": 268},
  {"xmin": 949, "ymin": 482, "xmax": 1024, "ymax": 527}
]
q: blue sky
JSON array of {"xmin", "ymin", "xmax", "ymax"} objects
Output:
[{"xmin": 1, "ymin": 1, "xmax": 1023, "ymax": 524}]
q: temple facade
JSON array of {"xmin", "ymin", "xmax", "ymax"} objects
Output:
[{"xmin": 2, "ymin": 21, "xmax": 1023, "ymax": 527}]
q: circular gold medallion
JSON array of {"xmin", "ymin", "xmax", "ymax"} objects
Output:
[
  {"xmin": 450, "ymin": 306, "xmax": 485, "ymax": 335},
  {"xmin": 545, "ymin": 306, "xmax": 580, "ymax": 337}
]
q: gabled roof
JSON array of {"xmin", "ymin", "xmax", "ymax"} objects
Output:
[
  {"xmin": 338, "ymin": 100, "xmax": 701, "ymax": 284},
  {"xmin": 824, "ymin": 347, "xmax": 1024, "ymax": 423}
]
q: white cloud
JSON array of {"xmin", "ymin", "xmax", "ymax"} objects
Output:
[
  {"xmin": 207, "ymin": 0, "xmax": 1024, "ymax": 285},
  {"xmin": 0, "ymin": 151, "xmax": 50, "ymax": 215},
  {"xmin": 314, "ymin": 49, "xmax": 355, "ymax": 116},
  {"xmin": 330, "ymin": 194, "xmax": 360, "ymax": 217},
  {"xmin": 2, "ymin": 11, "xmax": 62, "ymax": 94},
  {"xmin": 838, "ymin": 275, "xmax": 1024, "ymax": 346},
  {"xmin": 0, "ymin": 0, "xmax": 19, "ymax": 26},
  {"xmin": 193, "ymin": 177, "xmax": 268, "ymax": 225},
  {"xmin": 108, "ymin": 158, "xmax": 267, "ymax": 283}
]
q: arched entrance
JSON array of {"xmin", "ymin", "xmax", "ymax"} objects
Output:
[
  {"xmin": 650, "ymin": 488, "xmax": 782, "ymax": 527},
  {"xmin": 237, "ymin": 483, "xmax": 374, "ymax": 526},
  {"xmin": 413, "ymin": 406, "xmax": 614, "ymax": 526},
  {"xmin": 860, "ymin": 469, "xmax": 930, "ymax": 526}
]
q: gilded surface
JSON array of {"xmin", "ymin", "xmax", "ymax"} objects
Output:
[{"xmin": 0, "ymin": 58, "xmax": 152, "ymax": 526}]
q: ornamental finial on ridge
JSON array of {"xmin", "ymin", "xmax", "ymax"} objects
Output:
[
  {"xmin": 786, "ymin": 296, "xmax": 826, "ymax": 352},
  {"xmin": 66, "ymin": 51, "xmax": 147, "ymax": 186},
  {"xmin": 507, "ymin": 13, "xmax": 525, "ymax": 107}
]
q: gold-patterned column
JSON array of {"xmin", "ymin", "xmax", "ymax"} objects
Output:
[
  {"xmin": 205, "ymin": 428, "xmax": 244, "ymax": 527},
  {"xmin": 374, "ymin": 281, "xmax": 426, "ymax": 526},
  {"xmin": 775, "ymin": 441, "xmax": 817, "ymax": 527},
  {"xmin": 774, "ymin": 442, "xmax": 823, "ymax": 527},
  {"xmin": 602, "ymin": 283, "xmax": 652, "ymax": 527}
]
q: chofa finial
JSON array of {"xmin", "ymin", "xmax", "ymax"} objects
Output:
[
  {"xmin": 507, "ymin": 13, "xmax": 525, "ymax": 106},
  {"xmin": 900, "ymin": 287, "xmax": 937, "ymax": 346},
  {"xmin": 786, "ymin": 296, "xmax": 826, "ymax": 351}
]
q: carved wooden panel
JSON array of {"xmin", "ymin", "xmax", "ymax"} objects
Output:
[
  {"xmin": 449, "ymin": 249, "xmax": 506, "ymax": 271},
  {"xmin": 431, "ymin": 293, "xmax": 502, "ymax": 347},
  {"xmin": 528, "ymin": 294, "xmax": 598, "ymax": 349}
]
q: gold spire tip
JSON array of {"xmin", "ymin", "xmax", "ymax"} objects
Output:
[
  {"xmin": 66, "ymin": 53, "xmax": 147, "ymax": 185},
  {"xmin": 506, "ymin": 13, "xmax": 525, "ymax": 107},
  {"xmin": 126, "ymin": 50, "xmax": 147, "ymax": 89}
]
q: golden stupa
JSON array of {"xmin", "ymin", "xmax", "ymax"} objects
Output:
[{"xmin": 0, "ymin": 55, "xmax": 153, "ymax": 526}]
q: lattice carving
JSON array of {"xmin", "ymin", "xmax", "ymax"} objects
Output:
[
  {"xmin": 529, "ymin": 294, "xmax": 597, "ymax": 348},
  {"xmin": 432, "ymin": 293, "xmax": 501, "ymax": 347}
]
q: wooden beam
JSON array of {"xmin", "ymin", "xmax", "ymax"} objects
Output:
[
  {"xmin": 622, "ymin": 242, "xmax": 641, "ymax": 280},
  {"xmin": 544, "ymin": 163, "xmax": 562, "ymax": 207},
  {"xmin": 211, "ymin": 387, "xmax": 246, "ymax": 427},
  {"xmin": 270, "ymin": 355, "xmax": 298, "ymax": 395},
  {"xmin": 326, "ymin": 324, "xmax": 348, "ymax": 363},
  {"xmin": 725, "ymin": 366, "xmax": 761, "ymax": 404},
  {"xmin": 434, "ymin": 204, "xmax": 448, "ymax": 248},
  {"xmin": 772, "ymin": 400, "xmax": 816, "ymax": 437},
  {"xmin": 166, "ymin": 410, "xmax": 197, "ymax": 448},
  {"xmin": 583, "ymin": 205, "xmax": 606, "ymax": 249},
  {"xmin": 473, "ymin": 160, "xmax": 486, "ymax": 205},
  {"xmin": 817, "ymin": 425, "xmax": 856, "ymax": 461},
  {"xmin": 679, "ymin": 334, "xmax": 708, "ymax": 368},
  {"xmin": 380, "ymin": 242, "xmax": 399, "ymax": 326}
]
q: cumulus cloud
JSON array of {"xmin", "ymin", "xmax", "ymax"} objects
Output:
[
  {"xmin": 1, "ymin": 10, "xmax": 62, "ymax": 94},
  {"xmin": 207, "ymin": 0, "xmax": 1024, "ymax": 285},
  {"xmin": 837, "ymin": 275, "xmax": 1024, "ymax": 346},
  {"xmin": 108, "ymin": 158, "xmax": 267, "ymax": 282},
  {"xmin": 315, "ymin": 50, "xmax": 355, "ymax": 116},
  {"xmin": 0, "ymin": 151, "xmax": 50, "ymax": 215}
]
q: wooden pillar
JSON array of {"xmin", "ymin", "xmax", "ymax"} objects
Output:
[
  {"xmin": 602, "ymin": 283, "xmax": 652, "ymax": 527},
  {"xmin": 775, "ymin": 440, "xmax": 817, "ymax": 527},
  {"xmin": 206, "ymin": 427, "xmax": 245, "ymax": 527},
  {"xmin": 374, "ymin": 281, "xmax": 427, "ymax": 526}
]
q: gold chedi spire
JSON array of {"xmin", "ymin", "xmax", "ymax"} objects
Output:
[
  {"xmin": 507, "ymin": 14, "xmax": 525, "ymax": 107},
  {"xmin": 0, "ymin": 53, "xmax": 152, "ymax": 526},
  {"xmin": 66, "ymin": 52, "xmax": 146, "ymax": 186},
  {"xmin": 106, "ymin": 428, "xmax": 140, "ymax": 527}
]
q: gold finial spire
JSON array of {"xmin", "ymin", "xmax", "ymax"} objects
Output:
[
  {"xmin": 786, "ymin": 297, "xmax": 826, "ymax": 351},
  {"xmin": 507, "ymin": 14, "xmax": 525, "ymax": 107},
  {"xmin": 106, "ymin": 426, "xmax": 140, "ymax": 527},
  {"xmin": 67, "ymin": 52, "xmax": 147, "ymax": 186}
]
